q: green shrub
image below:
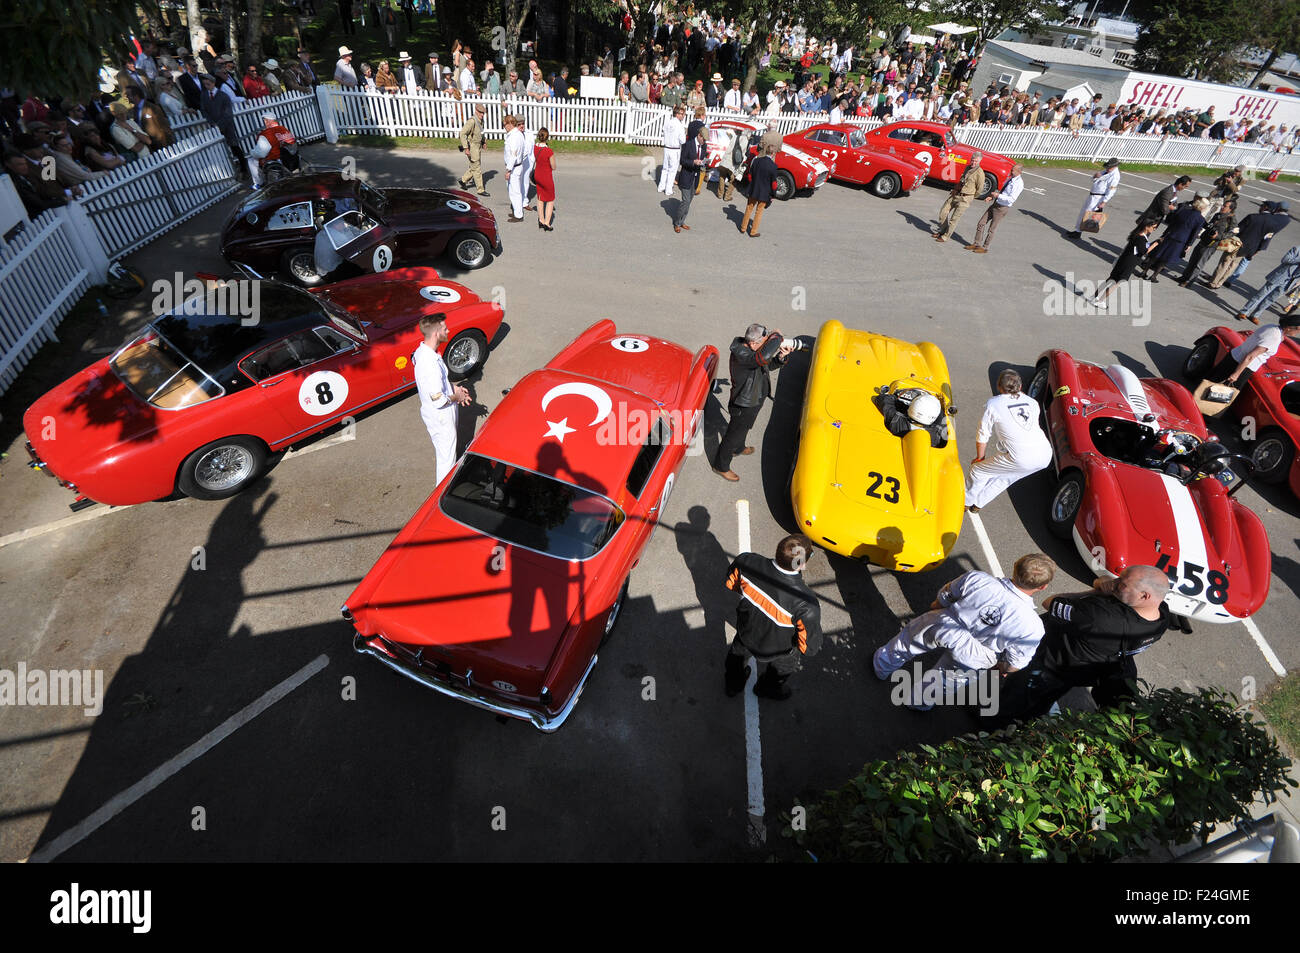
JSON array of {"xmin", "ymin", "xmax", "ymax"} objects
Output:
[{"xmin": 786, "ymin": 687, "xmax": 1296, "ymax": 862}]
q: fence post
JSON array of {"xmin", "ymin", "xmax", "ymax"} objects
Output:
[
  {"xmin": 55, "ymin": 203, "xmax": 111, "ymax": 282},
  {"xmin": 1090, "ymin": 134, "xmax": 1108, "ymax": 163},
  {"xmin": 1152, "ymin": 136, "xmax": 1169, "ymax": 164},
  {"xmin": 317, "ymin": 85, "xmax": 340, "ymax": 143},
  {"xmin": 623, "ymin": 102, "xmax": 633, "ymax": 144}
]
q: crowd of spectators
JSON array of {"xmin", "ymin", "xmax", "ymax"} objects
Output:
[{"xmin": 1, "ymin": 32, "xmax": 320, "ymax": 219}]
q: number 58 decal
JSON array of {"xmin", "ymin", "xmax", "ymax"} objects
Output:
[
  {"xmin": 865, "ymin": 471, "xmax": 900, "ymax": 504},
  {"xmin": 1155, "ymin": 553, "xmax": 1228, "ymax": 605}
]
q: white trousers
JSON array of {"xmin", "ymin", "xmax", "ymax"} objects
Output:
[
  {"xmin": 424, "ymin": 410, "xmax": 459, "ymax": 487},
  {"xmin": 873, "ymin": 608, "xmax": 997, "ymax": 680},
  {"xmin": 966, "ymin": 444, "xmax": 1053, "ymax": 508},
  {"xmin": 247, "ymin": 157, "xmax": 264, "ymax": 188},
  {"xmin": 1074, "ymin": 192, "xmax": 1105, "ymax": 230},
  {"xmin": 658, "ymin": 147, "xmax": 681, "ymax": 193},
  {"xmin": 507, "ymin": 168, "xmax": 525, "ymax": 218}
]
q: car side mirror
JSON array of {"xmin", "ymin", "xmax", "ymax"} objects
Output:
[{"xmin": 947, "ymin": 406, "xmax": 957, "ymax": 415}]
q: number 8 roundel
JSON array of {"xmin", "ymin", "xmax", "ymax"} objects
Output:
[{"xmin": 299, "ymin": 370, "xmax": 349, "ymax": 416}]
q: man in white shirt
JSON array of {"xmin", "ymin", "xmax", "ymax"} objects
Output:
[
  {"xmin": 1067, "ymin": 156, "xmax": 1119, "ymax": 239},
  {"xmin": 723, "ymin": 78, "xmax": 742, "ymax": 111},
  {"xmin": 967, "ymin": 162, "xmax": 1024, "ymax": 252},
  {"xmin": 966, "ymin": 369, "xmax": 1054, "ymax": 511},
  {"xmin": 873, "ymin": 555, "xmax": 1056, "ymax": 711},
  {"xmin": 658, "ymin": 104, "xmax": 687, "ymax": 194},
  {"xmin": 413, "ymin": 313, "xmax": 471, "ymax": 487},
  {"xmin": 1209, "ymin": 314, "xmax": 1300, "ymax": 388},
  {"xmin": 898, "ymin": 92, "xmax": 924, "ymax": 121},
  {"xmin": 399, "ymin": 52, "xmax": 420, "ymax": 94},
  {"xmin": 503, "ymin": 114, "xmax": 526, "ymax": 220},
  {"xmin": 334, "ymin": 47, "xmax": 358, "ymax": 88}
]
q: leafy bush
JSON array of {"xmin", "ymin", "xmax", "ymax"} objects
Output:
[{"xmin": 786, "ymin": 687, "xmax": 1296, "ymax": 862}]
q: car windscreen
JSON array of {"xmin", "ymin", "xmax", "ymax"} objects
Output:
[
  {"xmin": 110, "ymin": 331, "xmax": 223, "ymax": 408},
  {"xmin": 151, "ymin": 284, "xmax": 330, "ymax": 373},
  {"xmin": 358, "ymin": 180, "xmax": 387, "ymax": 215},
  {"xmin": 440, "ymin": 454, "xmax": 625, "ymax": 561}
]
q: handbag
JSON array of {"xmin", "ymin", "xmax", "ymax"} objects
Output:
[
  {"xmin": 1081, "ymin": 210, "xmax": 1107, "ymax": 233},
  {"xmin": 1216, "ymin": 235, "xmax": 1243, "ymax": 253}
]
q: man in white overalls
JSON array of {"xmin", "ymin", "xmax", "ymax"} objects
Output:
[{"xmin": 413, "ymin": 313, "xmax": 470, "ymax": 486}]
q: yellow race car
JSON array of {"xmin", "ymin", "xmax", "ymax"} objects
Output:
[{"xmin": 790, "ymin": 321, "xmax": 964, "ymax": 571}]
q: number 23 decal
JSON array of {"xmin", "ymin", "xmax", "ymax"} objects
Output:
[
  {"xmin": 865, "ymin": 471, "xmax": 900, "ymax": 504},
  {"xmin": 1155, "ymin": 553, "xmax": 1228, "ymax": 605}
]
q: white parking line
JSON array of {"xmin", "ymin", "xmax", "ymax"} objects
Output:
[
  {"xmin": 28, "ymin": 653, "xmax": 330, "ymax": 863},
  {"xmin": 735, "ymin": 498, "xmax": 765, "ymax": 847},
  {"xmin": 966, "ymin": 512, "xmax": 1005, "ymax": 578},
  {"xmin": 2, "ymin": 433, "xmax": 356, "ymax": 551},
  {"xmin": 0, "ymin": 505, "xmax": 128, "ymax": 550},
  {"xmin": 1023, "ymin": 170, "xmax": 1091, "ymax": 192},
  {"xmin": 1061, "ymin": 168, "xmax": 1159, "ymax": 196},
  {"xmin": 1242, "ymin": 617, "xmax": 1288, "ymax": 677}
]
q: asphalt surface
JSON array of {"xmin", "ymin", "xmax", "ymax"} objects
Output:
[{"xmin": 2, "ymin": 143, "xmax": 1299, "ymax": 862}]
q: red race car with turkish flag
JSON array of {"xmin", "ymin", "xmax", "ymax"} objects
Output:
[
  {"xmin": 24, "ymin": 270, "xmax": 502, "ymax": 508},
  {"xmin": 1026, "ymin": 350, "xmax": 1270, "ymax": 624},
  {"xmin": 703, "ymin": 118, "xmax": 832, "ymax": 201},
  {"xmin": 343, "ymin": 321, "xmax": 719, "ymax": 731},
  {"xmin": 1183, "ymin": 325, "xmax": 1300, "ymax": 497},
  {"xmin": 782, "ymin": 123, "xmax": 928, "ymax": 198},
  {"xmin": 862, "ymin": 120, "xmax": 1015, "ymax": 199}
]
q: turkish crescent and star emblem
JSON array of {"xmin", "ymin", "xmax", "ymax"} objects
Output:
[{"xmin": 541, "ymin": 381, "xmax": 613, "ymax": 443}]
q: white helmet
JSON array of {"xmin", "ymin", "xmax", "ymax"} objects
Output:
[{"xmin": 907, "ymin": 392, "xmax": 943, "ymax": 426}]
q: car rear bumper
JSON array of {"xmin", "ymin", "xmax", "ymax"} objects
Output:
[{"xmin": 352, "ymin": 632, "xmax": 596, "ymax": 732}]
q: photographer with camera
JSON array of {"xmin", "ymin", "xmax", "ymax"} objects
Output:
[{"xmin": 713, "ymin": 323, "xmax": 804, "ymax": 481}]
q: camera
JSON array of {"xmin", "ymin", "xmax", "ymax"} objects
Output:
[
  {"xmin": 783, "ymin": 337, "xmax": 809, "ymax": 351},
  {"xmin": 756, "ymin": 332, "xmax": 808, "ymax": 365}
]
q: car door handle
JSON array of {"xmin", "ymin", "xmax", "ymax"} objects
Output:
[{"xmin": 261, "ymin": 379, "xmax": 283, "ymax": 388}]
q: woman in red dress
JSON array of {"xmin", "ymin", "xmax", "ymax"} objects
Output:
[{"xmin": 533, "ymin": 127, "xmax": 557, "ymax": 231}]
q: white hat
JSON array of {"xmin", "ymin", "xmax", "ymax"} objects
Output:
[
  {"xmin": 774, "ymin": 80, "xmax": 787, "ymax": 89},
  {"xmin": 339, "ymin": 46, "xmax": 353, "ymax": 56},
  {"xmin": 711, "ymin": 72, "xmax": 722, "ymax": 81},
  {"xmin": 398, "ymin": 51, "xmax": 411, "ymax": 60},
  {"xmin": 262, "ymin": 111, "xmax": 277, "ymax": 122},
  {"xmin": 264, "ymin": 58, "xmax": 279, "ymax": 69}
]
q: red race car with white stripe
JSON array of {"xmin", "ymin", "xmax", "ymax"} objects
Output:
[{"xmin": 1026, "ymin": 351, "xmax": 1270, "ymax": 624}]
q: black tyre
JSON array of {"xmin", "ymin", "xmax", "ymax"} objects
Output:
[
  {"xmin": 870, "ymin": 171, "xmax": 902, "ymax": 198},
  {"xmin": 444, "ymin": 329, "xmax": 488, "ymax": 380},
  {"xmin": 976, "ymin": 174, "xmax": 998, "ymax": 200},
  {"xmin": 448, "ymin": 230, "xmax": 492, "ymax": 269},
  {"xmin": 773, "ymin": 169, "xmax": 796, "ymax": 201},
  {"xmin": 1252, "ymin": 428, "xmax": 1295, "ymax": 485},
  {"xmin": 1026, "ymin": 360, "xmax": 1051, "ymax": 429},
  {"xmin": 1182, "ymin": 338, "xmax": 1218, "ymax": 380},
  {"xmin": 177, "ymin": 436, "xmax": 269, "ymax": 500},
  {"xmin": 281, "ymin": 246, "xmax": 324, "ymax": 287},
  {"xmin": 600, "ymin": 578, "xmax": 630, "ymax": 647},
  {"xmin": 1048, "ymin": 470, "xmax": 1085, "ymax": 540}
]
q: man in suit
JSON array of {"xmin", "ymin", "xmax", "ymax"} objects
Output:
[
  {"xmin": 1142, "ymin": 175, "xmax": 1192, "ymax": 220},
  {"xmin": 124, "ymin": 86, "xmax": 173, "ymax": 150},
  {"xmin": 295, "ymin": 48, "xmax": 320, "ymax": 88},
  {"xmin": 705, "ymin": 72, "xmax": 724, "ymax": 109},
  {"xmin": 177, "ymin": 58, "xmax": 203, "ymax": 110},
  {"xmin": 673, "ymin": 120, "xmax": 706, "ymax": 233},
  {"xmin": 1208, "ymin": 201, "xmax": 1292, "ymax": 288},
  {"xmin": 200, "ymin": 74, "xmax": 248, "ymax": 175},
  {"xmin": 117, "ymin": 59, "xmax": 152, "ymax": 102},
  {"xmin": 425, "ymin": 53, "xmax": 446, "ymax": 91}
]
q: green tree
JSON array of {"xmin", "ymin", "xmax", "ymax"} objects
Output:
[
  {"xmin": 1247, "ymin": 0, "xmax": 1300, "ymax": 87},
  {"xmin": 1128, "ymin": 0, "xmax": 1262, "ymax": 82},
  {"xmin": 0, "ymin": 0, "xmax": 154, "ymax": 99},
  {"xmin": 934, "ymin": 0, "xmax": 1076, "ymax": 52}
]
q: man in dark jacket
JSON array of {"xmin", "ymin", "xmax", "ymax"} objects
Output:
[
  {"xmin": 200, "ymin": 74, "xmax": 248, "ymax": 174},
  {"xmin": 1207, "ymin": 201, "xmax": 1291, "ymax": 288},
  {"xmin": 741, "ymin": 142, "xmax": 778, "ymax": 237},
  {"xmin": 1141, "ymin": 174, "xmax": 1191, "ymax": 220},
  {"xmin": 724, "ymin": 535, "xmax": 823, "ymax": 699},
  {"xmin": 1179, "ymin": 199, "xmax": 1236, "ymax": 286},
  {"xmin": 673, "ymin": 119, "xmax": 706, "ymax": 232},
  {"xmin": 713, "ymin": 322, "xmax": 792, "ymax": 480},
  {"xmin": 990, "ymin": 565, "xmax": 1172, "ymax": 727}
]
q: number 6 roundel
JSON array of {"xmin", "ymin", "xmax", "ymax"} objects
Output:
[{"xmin": 299, "ymin": 370, "xmax": 350, "ymax": 416}]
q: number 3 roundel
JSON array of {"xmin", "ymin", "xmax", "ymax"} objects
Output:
[{"xmin": 299, "ymin": 370, "xmax": 349, "ymax": 416}]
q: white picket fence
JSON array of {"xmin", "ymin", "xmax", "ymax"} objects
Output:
[
  {"xmin": 172, "ymin": 89, "xmax": 327, "ymax": 154},
  {"xmin": 322, "ymin": 90, "xmax": 1300, "ymax": 175},
  {"xmin": 0, "ymin": 208, "xmax": 93, "ymax": 394},
  {"xmin": 78, "ymin": 128, "xmax": 241, "ymax": 260}
]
